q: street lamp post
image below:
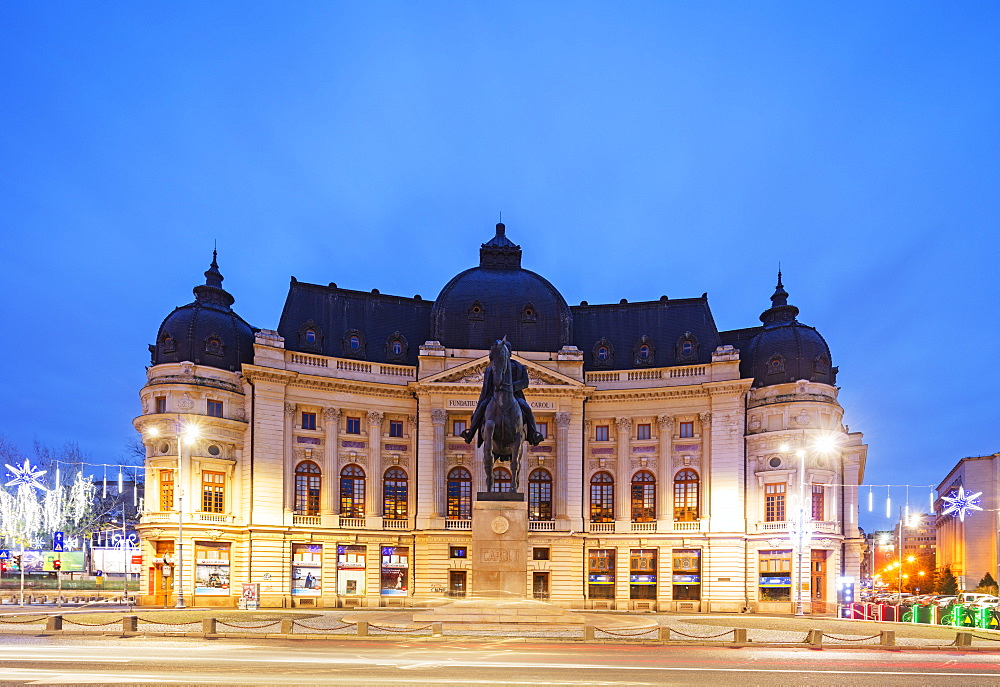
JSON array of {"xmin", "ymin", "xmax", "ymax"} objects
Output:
[
  {"xmin": 780, "ymin": 432, "xmax": 839, "ymax": 617},
  {"xmin": 147, "ymin": 417, "xmax": 199, "ymax": 610}
]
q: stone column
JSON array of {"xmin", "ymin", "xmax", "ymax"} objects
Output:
[
  {"xmin": 322, "ymin": 407, "xmax": 340, "ymax": 515},
  {"xmin": 367, "ymin": 411, "xmax": 384, "ymax": 520},
  {"xmin": 699, "ymin": 412, "xmax": 713, "ymax": 525},
  {"xmin": 555, "ymin": 412, "xmax": 571, "ymax": 521},
  {"xmin": 430, "ymin": 409, "xmax": 447, "ymax": 518},
  {"xmin": 283, "ymin": 402, "xmax": 296, "ymax": 512},
  {"xmin": 656, "ymin": 415, "xmax": 673, "ymax": 523},
  {"xmin": 615, "ymin": 417, "xmax": 632, "ymax": 528}
]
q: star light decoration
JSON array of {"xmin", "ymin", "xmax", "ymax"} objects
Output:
[
  {"xmin": 4, "ymin": 460, "xmax": 48, "ymax": 491},
  {"xmin": 941, "ymin": 485, "xmax": 983, "ymax": 522}
]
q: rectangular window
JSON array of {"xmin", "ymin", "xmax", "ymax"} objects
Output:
[
  {"xmin": 533, "ymin": 547, "xmax": 550, "ymax": 561},
  {"xmin": 536, "ymin": 422, "xmax": 548, "ymax": 439},
  {"xmin": 636, "ymin": 424, "xmax": 651, "ymax": 440},
  {"xmin": 759, "ymin": 550, "xmax": 792, "ymax": 601},
  {"xmin": 155, "ymin": 396, "xmax": 167, "ymax": 414},
  {"xmin": 595, "ymin": 425, "xmax": 609, "ymax": 442},
  {"xmin": 380, "ymin": 546, "xmax": 409, "ymax": 596},
  {"xmin": 389, "ymin": 420, "xmax": 404, "ymax": 437},
  {"xmin": 449, "ymin": 546, "xmax": 467, "ymax": 559},
  {"xmin": 194, "ymin": 541, "xmax": 230, "ymax": 595},
  {"xmin": 588, "ymin": 549, "xmax": 615, "ymax": 599},
  {"xmin": 346, "ymin": 417, "xmax": 361, "ymax": 434},
  {"xmin": 291, "ymin": 544, "xmax": 322, "ymax": 597},
  {"xmin": 207, "ymin": 400, "xmax": 223, "ymax": 418},
  {"xmin": 337, "ymin": 545, "xmax": 366, "ymax": 596},
  {"xmin": 630, "ymin": 549, "xmax": 657, "ymax": 599},
  {"xmin": 453, "ymin": 420, "xmax": 466, "ymax": 437},
  {"xmin": 679, "ymin": 421, "xmax": 694, "ymax": 438},
  {"xmin": 672, "ymin": 549, "xmax": 701, "ymax": 600},
  {"xmin": 811, "ymin": 484, "xmax": 824, "ymax": 521},
  {"xmin": 201, "ymin": 471, "xmax": 225, "ymax": 513},
  {"xmin": 159, "ymin": 469, "xmax": 174, "ymax": 511},
  {"xmin": 765, "ymin": 483, "xmax": 786, "ymax": 522},
  {"xmin": 301, "ymin": 412, "xmax": 316, "ymax": 430}
]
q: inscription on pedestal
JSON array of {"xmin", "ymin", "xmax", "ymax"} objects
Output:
[{"xmin": 472, "ymin": 498, "xmax": 528, "ymax": 598}]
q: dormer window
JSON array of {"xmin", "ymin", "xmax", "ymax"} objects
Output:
[
  {"xmin": 342, "ymin": 330, "xmax": 366, "ymax": 359},
  {"xmin": 305, "ymin": 330, "xmax": 316, "ymax": 344},
  {"xmin": 592, "ymin": 338, "xmax": 615, "ymax": 368},
  {"xmin": 385, "ymin": 332, "xmax": 408, "ymax": 362},
  {"xmin": 639, "ymin": 345, "xmax": 650, "ymax": 359},
  {"xmin": 767, "ymin": 353, "xmax": 785, "ymax": 375},
  {"xmin": 633, "ymin": 335, "xmax": 655, "ymax": 367},
  {"xmin": 160, "ymin": 332, "xmax": 176, "ymax": 354},
  {"xmin": 598, "ymin": 347, "xmax": 609, "ymax": 360},
  {"xmin": 298, "ymin": 321, "xmax": 323, "ymax": 352},
  {"xmin": 205, "ymin": 336, "xmax": 224, "ymax": 357},
  {"xmin": 675, "ymin": 332, "xmax": 700, "ymax": 363},
  {"xmin": 521, "ymin": 303, "xmax": 538, "ymax": 323},
  {"xmin": 468, "ymin": 301, "xmax": 485, "ymax": 321}
]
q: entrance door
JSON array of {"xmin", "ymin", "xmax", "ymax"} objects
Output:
[
  {"xmin": 449, "ymin": 570, "xmax": 466, "ymax": 597},
  {"xmin": 811, "ymin": 550, "xmax": 827, "ymax": 613},
  {"xmin": 533, "ymin": 572, "xmax": 549, "ymax": 600}
]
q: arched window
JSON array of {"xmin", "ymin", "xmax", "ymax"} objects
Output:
[
  {"xmin": 590, "ymin": 472, "xmax": 614, "ymax": 523},
  {"xmin": 631, "ymin": 471, "xmax": 656, "ymax": 522},
  {"xmin": 349, "ymin": 335, "xmax": 360, "ymax": 350},
  {"xmin": 639, "ymin": 344, "xmax": 650, "ymax": 359},
  {"xmin": 491, "ymin": 467, "xmax": 512, "ymax": 493},
  {"xmin": 392, "ymin": 340, "xmax": 402, "ymax": 355},
  {"xmin": 682, "ymin": 341, "xmax": 692, "ymax": 355},
  {"xmin": 205, "ymin": 336, "xmax": 224, "ymax": 356},
  {"xmin": 673, "ymin": 469, "xmax": 699, "ymax": 522},
  {"xmin": 598, "ymin": 346, "xmax": 609, "ymax": 360},
  {"xmin": 447, "ymin": 467, "xmax": 472, "ymax": 519},
  {"xmin": 339, "ymin": 465, "xmax": 365, "ymax": 518},
  {"xmin": 294, "ymin": 461, "xmax": 321, "ymax": 516},
  {"xmin": 383, "ymin": 467, "xmax": 407, "ymax": 520},
  {"xmin": 529, "ymin": 469, "xmax": 552, "ymax": 521},
  {"xmin": 305, "ymin": 329, "xmax": 316, "ymax": 344}
]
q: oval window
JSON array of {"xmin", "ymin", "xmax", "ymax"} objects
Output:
[
  {"xmin": 305, "ymin": 330, "xmax": 316, "ymax": 344},
  {"xmin": 350, "ymin": 335, "xmax": 360, "ymax": 350},
  {"xmin": 160, "ymin": 443, "xmax": 169, "ymax": 454},
  {"xmin": 769, "ymin": 457, "xmax": 781, "ymax": 468},
  {"xmin": 682, "ymin": 341, "xmax": 692, "ymax": 355},
  {"xmin": 208, "ymin": 445, "xmax": 221, "ymax": 456},
  {"xmin": 639, "ymin": 344, "xmax": 650, "ymax": 359}
]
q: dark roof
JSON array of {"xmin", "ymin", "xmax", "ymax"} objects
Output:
[
  {"xmin": 150, "ymin": 252, "xmax": 256, "ymax": 372},
  {"xmin": 278, "ymin": 281, "xmax": 432, "ymax": 365},
  {"xmin": 429, "ymin": 224, "xmax": 572, "ymax": 351},
  {"xmin": 571, "ymin": 297, "xmax": 722, "ymax": 370},
  {"xmin": 740, "ymin": 273, "xmax": 836, "ymax": 387}
]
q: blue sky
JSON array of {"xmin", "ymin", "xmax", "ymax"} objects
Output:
[{"xmin": 2, "ymin": 2, "xmax": 998, "ymax": 531}]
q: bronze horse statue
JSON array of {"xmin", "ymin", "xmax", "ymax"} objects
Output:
[{"xmin": 482, "ymin": 337, "xmax": 524, "ymax": 492}]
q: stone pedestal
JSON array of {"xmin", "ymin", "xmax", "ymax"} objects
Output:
[{"xmin": 471, "ymin": 495, "xmax": 527, "ymax": 599}]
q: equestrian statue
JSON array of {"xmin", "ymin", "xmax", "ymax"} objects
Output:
[{"xmin": 460, "ymin": 337, "xmax": 544, "ymax": 492}]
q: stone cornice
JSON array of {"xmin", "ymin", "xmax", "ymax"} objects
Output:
[{"xmin": 243, "ymin": 365, "xmax": 415, "ymax": 400}]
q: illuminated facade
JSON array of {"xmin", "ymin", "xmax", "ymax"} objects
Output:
[
  {"xmin": 134, "ymin": 224, "xmax": 867, "ymax": 612},
  {"xmin": 935, "ymin": 454, "xmax": 999, "ymax": 591}
]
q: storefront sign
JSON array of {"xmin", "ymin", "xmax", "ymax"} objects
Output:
[
  {"xmin": 672, "ymin": 574, "xmax": 700, "ymax": 585},
  {"xmin": 337, "ymin": 545, "xmax": 366, "ymax": 596},
  {"xmin": 291, "ymin": 544, "xmax": 322, "ymax": 596},
  {"xmin": 759, "ymin": 576, "xmax": 792, "ymax": 587},
  {"xmin": 380, "ymin": 546, "xmax": 408, "ymax": 596}
]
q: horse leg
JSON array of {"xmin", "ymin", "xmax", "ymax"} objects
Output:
[{"xmin": 483, "ymin": 419, "xmax": 495, "ymax": 492}]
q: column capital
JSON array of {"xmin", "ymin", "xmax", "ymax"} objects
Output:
[
  {"xmin": 323, "ymin": 406, "xmax": 341, "ymax": 421},
  {"xmin": 699, "ymin": 412, "xmax": 713, "ymax": 427},
  {"xmin": 430, "ymin": 409, "xmax": 448, "ymax": 425},
  {"xmin": 555, "ymin": 412, "xmax": 572, "ymax": 428},
  {"xmin": 615, "ymin": 416, "xmax": 632, "ymax": 431},
  {"xmin": 284, "ymin": 402, "xmax": 296, "ymax": 417},
  {"xmin": 656, "ymin": 414, "xmax": 673, "ymax": 429},
  {"xmin": 368, "ymin": 410, "xmax": 384, "ymax": 426}
]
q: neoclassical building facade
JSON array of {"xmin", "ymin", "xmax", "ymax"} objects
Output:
[{"xmin": 134, "ymin": 224, "xmax": 867, "ymax": 612}]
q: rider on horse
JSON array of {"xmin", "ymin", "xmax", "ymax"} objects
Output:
[{"xmin": 460, "ymin": 339, "xmax": 545, "ymax": 447}]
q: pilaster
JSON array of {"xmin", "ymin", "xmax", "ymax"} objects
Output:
[
  {"xmin": 366, "ymin": 410, "xmax": 383, "ymax": 522},
  {"xmin": 615, "ymin": 417, "xmax": 632, "ymax": 529},
  {"xmin": 322, "ymin": 407, "xmax": 340, "ymax": 515},
  {"xmin": 656, "ymin": 415, "xmax": 673, "ymax": 523}
]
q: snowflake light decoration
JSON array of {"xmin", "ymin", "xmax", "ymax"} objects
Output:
[
  {"xmin": 941, "ymin": 485, "xmax": 983, "ymax": 522},
  {"xmin": 4, "ymin": 460, "xmax": 48, "ymax": 491}
]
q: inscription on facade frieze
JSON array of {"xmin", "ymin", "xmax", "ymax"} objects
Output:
[
  {"xmin": 481, "ymin": 549, "xmax": 520, "ymax": 563},
  {"xmin": 674, "ymin": 444, "xmax": 699, "ymax": 451},
  {"xmin": 632, "ymin": 446, "xmax": 656, "ymax": 453},
  {"xmin": 591, "ymin": 448, "xmax": 614, "ymax": 455},
  {"xmin": 447, "ymin": 443, "xmax": 470, "ymax": 452},
  {"xmin": 529, "ymin": 445, "xmax": 553, "ymax": 453},
  {"xmin": 341, "ymin": 440, "xmax": 366, "ymax": 449},
  {"xmin": 384, "ymin": 443, "xmax": 408, "ymax": 452},
  {"xmin": 297, "ymin": 436, "xmax": 321, "ymax": 445},
  {"xmin": 447, "ymin": 399, "xmax": 555, "ymax": 410}
]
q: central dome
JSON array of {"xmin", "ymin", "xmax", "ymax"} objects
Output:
[{"xmin": 430, "ymin": 223, "xmax": 572, "ymax": 351}]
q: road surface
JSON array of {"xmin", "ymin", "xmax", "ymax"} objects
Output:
[{"xmin": 1, "ymin": 636, "xmax": 1000, "ymax": 685}]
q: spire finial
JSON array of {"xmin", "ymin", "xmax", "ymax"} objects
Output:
[
  {"xmin": 759, "ymin": 268, "xmax": 797, "ymax": 325},
  {"xmin": 204, "ymin": 247, "xmax": 224, "ymax": 289}
]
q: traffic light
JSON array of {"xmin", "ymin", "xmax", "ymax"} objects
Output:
[
  {"xmin": 13, "ymin": 555, "xmax": 21, "ymax": 569},
  {"xmin": 52, "ymin": 559, "xmax": 61, "ymax": 571}
]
